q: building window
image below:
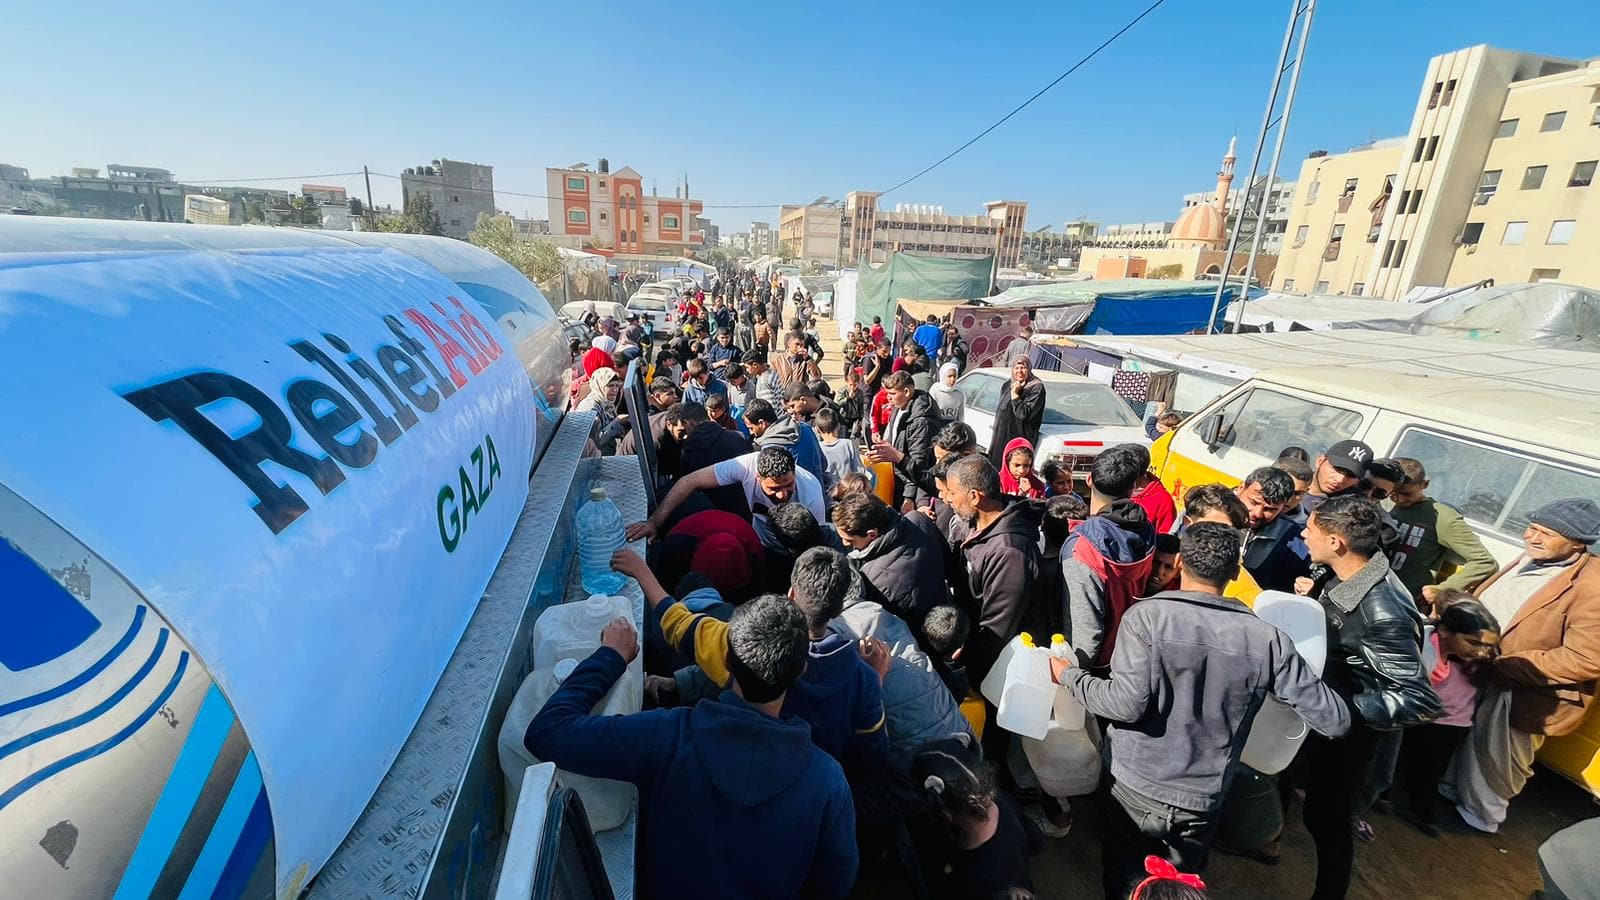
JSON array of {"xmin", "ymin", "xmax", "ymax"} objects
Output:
[
  {"xmin": 1531, "ymin": 268, "xmax": 1562, "ymax": 282},
  {"xmin": 1351, "ymin": 282, "xmax": 1365, "ymax": 296},
  {"xmin": 1540, "ymin": 111, "xmax": 1566, "ymax": 132},
  {"xmin": 662, "ymin": 215, "xmax": 679, "ymax": 229},
  {"xmin": 1412, "ymin": 138, "xmax": 1426, "ymax": 163},
  {"xmin": 643, "ymin": 213, "xmax": 650, "ymax": 224},
  {"xmin": 1381, "ymin": 239, "xmax": 1396, "ymax": 267},
  {"xmin": 1460, "ymin": 222, "xmax": 1484, "ymax": 245},
  {"xmin": 1397, "ymin": 189, "xmax": 1411, "ymax": 213},
  {"xmin": 599, "ymin": 211, "xmax": 608, "ymax": 222},
  {"xmin": 1425, "ymin": 136, "xmax": 1439, "ymax": 160},
  {"xmin": 1521, "ymin": 165, "xmax": 1548, "ymax": 190},
  {"xmin": 1394, "ymin": 240, "xmax": 1407, "ymax": 268},
  {"xmin": 1293, "ymin": 224, "xmax": 1309, "ymax": 247},
  {"xmin": 1570, "ymin": 160, "xmax": 1597, "ymax": 187},
  {"xmin": 1282, "ymin": 278, "xmax": 1296, "ymax": 291},
  {"xmin": 1440, "ymin": 79, "xmax": 1457, "ymax": 106},
  {"xmin": 1342, "ymin": 178, "xmax": 1358, "ymax": 195},
  {"xmin": 451, "ymin": 195, "xmax": 460, "ymax": 203},
  {"xmin": 598, "ymin": 179, "xmax": 606, "ymax": 188},
  {"xmin": 1496, "ymin": 118, "xmax": 1518, "ymax": 138},
  {"xmin": 1502, "ymin": 220, "xmax": 1527, "ymax": 245},
  {"xmin": 1408, "ymin": 189, "xmax": 1423, "ymax": 214},
  {"xmin": 1547, "ymin": 219, "xmax": 1576, "ymax": 245},
  {"xmin": 567, "ymin": 208, "xmax": 587, "ymax": 224},
  {"xmin": 1477, "ymin": 170, "xmax": 1501, "ymax": 201},
  {"xmin": 1592, "ymin": 106, "xmax": 1600, "ymax": 126},
  {"xmin": 1315, "ymin": 280, "xmax": 1330, "ymax": 293},
  {"xmin": 1427, "ymin": 81, "xmax": 1443, "ymax": 109},
  {"xmin": 1305, "ymin": 180, "xmax": 1320, "ymax": 204}
]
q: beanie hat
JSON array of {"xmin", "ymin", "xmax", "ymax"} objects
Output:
[{"xmin": 1528, "ymin": 498, "xmax": 1600, "ymax": 545}]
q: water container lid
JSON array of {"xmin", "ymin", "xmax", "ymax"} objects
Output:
[
  {"xmin": 584, "ymin": 594, "xmax": 614, "ymax": 613},
  {"xmin": 1020, "ymin": 633, "xmax": 1035, "ymax": 648},
  {"xmin": 589, "ymin": 487, "xmax": 607, "ymax": 501},
  {"xmin": 1050, "ymin": 633, "xmax": 1066, "ymax": 645},
  {"xmin": 553, "ymin": 657, "xmax": 579, "ymax": 682}
]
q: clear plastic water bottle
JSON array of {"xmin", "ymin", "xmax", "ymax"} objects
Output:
[{"xmin": 576, "ymin": 487, "xmax": 626, "ymax": 594}]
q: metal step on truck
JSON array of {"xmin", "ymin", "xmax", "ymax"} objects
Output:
[{"xmin": 0, "ymin": 217, "xmax": 645, "ymax": 899}]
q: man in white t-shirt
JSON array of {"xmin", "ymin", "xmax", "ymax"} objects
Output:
[{"xmin": 625, "ymin": 447, "xmax": 826, "ymax": 547}]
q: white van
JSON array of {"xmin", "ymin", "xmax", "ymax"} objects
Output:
[{"xmin": 1149, "ymin": 354, "xmax": 1600, "ymax": 795}]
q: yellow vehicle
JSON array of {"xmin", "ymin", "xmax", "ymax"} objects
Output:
[{"xmin": 1146, "ymin": 343, "xmax": 1600, "ymax": 796}]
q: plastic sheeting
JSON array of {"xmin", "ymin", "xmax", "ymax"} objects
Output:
[
  {"xmin": 1223, "ymin": 293, "xmax": 1433, "ymax": 331},
  {"xmin": 1349, "ymin": 282, "xmax": 1600, "ymax": 350},
  {"xmin": 852, "ymin": 253, "xmax": 994, "ymax": 327},
  {"xmin": 982, "ymin": 278, "xmax": 1251, "ymax": 335}
]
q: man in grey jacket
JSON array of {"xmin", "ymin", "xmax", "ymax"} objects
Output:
[{"xmin": 1052, "ymin": 523, "xmax": 1350, "ymax": 899}]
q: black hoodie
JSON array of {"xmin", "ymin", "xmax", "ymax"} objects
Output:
[{"xmin": 953, "ymin": 499, "xmax": 1047, "ymax": 684}]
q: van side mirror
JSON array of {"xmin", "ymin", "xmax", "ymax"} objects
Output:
[{"xmin": 1198, "ymin": 413, "xmax": 1224, "ymax": 450}]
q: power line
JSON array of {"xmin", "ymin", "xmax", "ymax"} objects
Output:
[
  {"xmin": 366, "ymin": 170, "xmax": 791, "ymax": 209},
  {"xmin": 874, "ymin": 0, "xmax": 1167, "ymax": 200},
  {"xmin": 184, "ymin": 171, "xmax": 364, "ymax": 184}
]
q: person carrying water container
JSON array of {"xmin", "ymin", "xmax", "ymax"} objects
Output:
[{"xmin": 1049, "ymin": 523, "xmax": 1351, "ymax": 899}]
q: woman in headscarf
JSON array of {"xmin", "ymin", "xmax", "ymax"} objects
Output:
[
  {"xmin": 928, "ymin": 362, "xmax": 965, "ymax": 421},
  {"xmin": 987, "ymin": 353, "xmax": 1046, "ymax": 468},
  {"xmin": 575, "ymin": 367, "xmax": 630, "ymax": 454},
  {"xmin": 582, "ymin": 335, "xmax": 618, "ymax": 378}
]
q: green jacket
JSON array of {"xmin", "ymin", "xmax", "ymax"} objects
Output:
[{"xmin": 1388, "ymin": 498, "xmax": 1500, "ymax": 597}]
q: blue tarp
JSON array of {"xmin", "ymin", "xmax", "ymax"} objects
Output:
[{"xmin": 984, "ymin": 278, "xmax": 1260, "ymax": 335}]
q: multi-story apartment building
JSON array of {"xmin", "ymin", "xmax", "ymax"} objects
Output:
[
  {"xmin": 840, "ymin": 192, "xmax": 1028, "ymax": 267},
  {"xmin": 778, "ymin": 203, "xmax": 844, "ymax": 265},
  {"xmin": 401, "ymin": 158, "xmax": 496, "ymax": 240},
  {"xmin": 545, "ymin": 159, "xmax": 704, "ymax": 257},
  {"xmin": 747, "ymin": 221, "xmax": 777, "ymax": 258},
  {"xmin": 1276, "ymin": 45, "xmax": 1600, "ymax": 297}
]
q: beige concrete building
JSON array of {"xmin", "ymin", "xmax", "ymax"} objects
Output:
[
  {"xmin": 841, "ymin": 192, "xmax": 1028, "ymax": 267},
  {"xmin": 778, "ymin": 203, "xmax": 844, "ymax": 265},
  {"xmin": 1276, "ymin": 45, "xmax": 1600, "ymax": 298},
  {"xmin": 183, "ymin": 193, "xmax": 232, "ymax": 226}
]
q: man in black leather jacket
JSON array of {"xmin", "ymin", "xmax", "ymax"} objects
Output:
[{"xmin": 1296, "ymin": 495, "xmax": 1442, "ymax": 899}]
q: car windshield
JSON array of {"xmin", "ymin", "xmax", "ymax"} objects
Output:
[
  {"xmin": 629, "ymin": 298, "xmax": 666, "ymax": 311},
  {"xmin": 1041, "ymin": 382, "xmax": 1141, "ymax": 427}
]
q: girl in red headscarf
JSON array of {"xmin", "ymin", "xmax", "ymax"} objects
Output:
[{"xmin": 999, "ymin": 438, "xmax": 1046, "ymax": 499}]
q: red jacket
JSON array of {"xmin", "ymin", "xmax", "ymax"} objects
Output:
[{"xmin": 1132, "ymin": 479, "xmax": 1177, "ymax": 535}]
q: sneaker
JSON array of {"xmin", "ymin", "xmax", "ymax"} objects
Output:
[
  {"xmin": 1022, "ymin": 803, "xmax": 1072, "ymax": 838},
  {"xmin": 1352, "ymin": 817, "xmax": 1376, "ymax": 843}
]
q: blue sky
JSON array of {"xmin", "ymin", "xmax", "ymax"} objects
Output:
[{"xmin": 7, "ymin": 0, "xmax": 1596, "ymax": 231}]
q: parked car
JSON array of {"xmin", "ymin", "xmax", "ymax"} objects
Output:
[
  {"xmin": 625, "ymin": 296, "xmax": 675, "ymax": 333},
  {"xmin": 812, "ymin": 290, "xmax": 834, "ymax": 316},
  {"xmin": 956, "ymin": 367, "xmax": 1149, "ymax": 480},
  {"xmin": 557, "ymin": 300, "xmax": 626, "ymax": 323},
  {"xmin": 628, "ymin": 283, "xmax": 677, "ymax": 305}
]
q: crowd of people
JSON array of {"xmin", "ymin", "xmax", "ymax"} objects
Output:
[{"xmin": 539, "ymin": 267, "xmax": 1599, "ymax": 900}]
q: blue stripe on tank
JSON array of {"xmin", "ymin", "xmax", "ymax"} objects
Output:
[
  {"xmin": 0, "ymin": 629, "xmax": 169, "ymax": 760},
  {"xmin": 176, "ymin": 752, "xmax": 264, "ymax": 900},
  {"xmin": 210, "ymin": 785, "xmax": 273, "ymax": 900},
  {"xmin": 113, "ymin": 684, "xmax": 234, "ymax": 900},
  {"xmin": 0, "ymin": 650, "xmax": 188, "ymax": 812}
]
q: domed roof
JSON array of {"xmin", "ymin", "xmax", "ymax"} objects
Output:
[{"xmin": 1172, "ymin": 201, "xmax": 1226, "ymax": 247}]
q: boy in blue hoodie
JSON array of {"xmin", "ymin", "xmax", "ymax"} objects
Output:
[
  {"xmin": 525, "ymin": 598, "xmax": 858, "ymax": 900},
  {"xmin": 614, "ymin": 546, "xmax": 890, "ymax": 779}
]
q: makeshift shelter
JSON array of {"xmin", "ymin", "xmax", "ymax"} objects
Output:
[
  {"xmin": 982, "ymin": 279, "xmax": 1249, "ymax": 335},
  {"xmin": 1222, "ymin": 292, "xmax": 1434, "ymax": 331},
  {"xmin": 1348, "ymin": 281, "xmax": 1600, "ymax": 350},
  {"xmin": 851, "ymin": 253, "xmax": 994, "ymax": 330}
]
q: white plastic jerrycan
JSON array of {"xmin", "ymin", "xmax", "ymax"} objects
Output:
[
  {"xmin": 1240, "ymin": 590, "xmax": 1329, "ymax": 775},
  {"xmin": 980, "ymin": 633, "xmax": 1031, "ymax": 706},
  {"xmin": 531, "ymin": 594, "xmax": 633, "ymax": 671},
  {"xmin": 1048, "ymin": 634, "xmax": 1086, "ymax": 731},
  {"xmin": 996, "ymin": 634, "xmax": 1056, "ymax": 741},
  {"xmin": 498, "ymin": 656, "xmax": 642, "ymax": 832}
]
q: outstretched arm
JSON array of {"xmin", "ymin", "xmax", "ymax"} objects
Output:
[{"xmin": 624, "ymin": 465, "xmax": 722, "ymax": 541}]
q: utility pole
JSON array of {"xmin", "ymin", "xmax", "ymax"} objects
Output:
[{"xmin": 363, "ymin": 165, "xmax": 376, "ymax": 228}]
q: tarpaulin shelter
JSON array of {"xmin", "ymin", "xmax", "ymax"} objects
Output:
[
  {"xmin": 851, "ymin": 253, "xmax": 994, "ymax": 329},
  {"xmin": 981, "ymin": 278, "xmax": 1252, "ymax": 335},
  {"xmin": 1223, "ymin": 292, "xmax": 1434, "ymax": 332},
  {"xmin": 1346, "ymin": 281, "xmax": 1600, "ymax": 350}
]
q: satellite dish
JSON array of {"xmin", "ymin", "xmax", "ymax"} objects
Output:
[{"xmin": 810, "ymin": 195, "xmax": 830, "ymax": 206}]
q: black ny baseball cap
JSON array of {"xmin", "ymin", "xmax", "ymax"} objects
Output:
[{"xmin": 1325, "ymin": 439, "xmax": 1374, "ymax": 479}]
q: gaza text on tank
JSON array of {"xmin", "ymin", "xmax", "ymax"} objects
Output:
[{"xmin": 0, "ymin": 239, "xmax": 538, "ymax": 899}]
